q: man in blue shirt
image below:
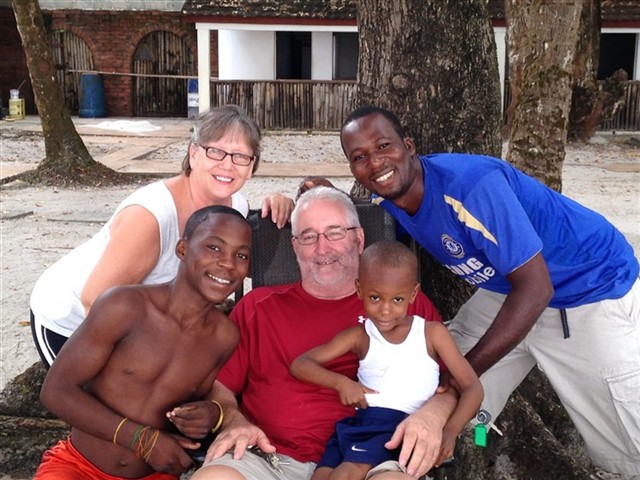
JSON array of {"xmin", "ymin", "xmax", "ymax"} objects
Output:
[{"xmin": 338, "ymin": 105, "xmax": 640, "ymax": 476}]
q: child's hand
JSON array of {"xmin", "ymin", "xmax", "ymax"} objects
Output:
[
  {"xmin": 336, "ymin": 378, "xmax": 377, "ymax": 409},
  {"xmin": 166, "ymin": 400, "xmax": 220, "ymax": 439}
]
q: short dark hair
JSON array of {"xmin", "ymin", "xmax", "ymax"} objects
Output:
[
  {"xmin": 359, "ymin": 239, "xmax": 417, "ymax": 278},
  {"xmin": 183, "ymin": 205, "xmax": 248, "ymax": 240},
  {"xmin": 183, "ymin": 105, "xmax": 262, "ymax": 175},
  {"xmin": 342, "ymin": 105, "xmax": 407, "ymax": 139}
]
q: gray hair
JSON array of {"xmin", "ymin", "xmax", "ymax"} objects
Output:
[
  {"xmin": 182, "ymin": 105, "xmax": 262, "ymax": 175},
  {"xmin": 291, "ymin": 186, "xmax": 360, "ymax": 235}
]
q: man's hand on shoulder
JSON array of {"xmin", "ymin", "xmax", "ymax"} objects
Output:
[{"xmin": 296, "ymin": 176, "xmax": 337, "ymax": 199}]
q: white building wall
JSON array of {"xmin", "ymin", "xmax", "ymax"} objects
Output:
[
  {"xmin": 218, "ymin": 30, "xmax": 275, "ymax": 80},
  {"xmin": 312, "ymin": 31, "xmax": 333, "ymax": 80}
]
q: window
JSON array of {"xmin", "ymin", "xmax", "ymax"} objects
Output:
[
  {"xmin": 334, "ymin": 32, "xmax": 358, "ymax": 80},
  {"xmin": 276, "ymin": 32, "xmax": 311, "ymax": 79},
  {"xmin": 598, "ymin": 33, "xmax": 636, "ymax": 80}
]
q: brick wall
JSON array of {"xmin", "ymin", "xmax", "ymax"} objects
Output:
[
  {"xmin": 0, "ymin": 7, "xmax": 218, "ymax": 117},
  {"xmin": 49, "ymin": 9, "xmax": 217, "ymax": 116}
]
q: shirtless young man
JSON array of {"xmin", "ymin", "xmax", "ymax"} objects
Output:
[{"xmin": 34, "ymin": 205, "xmax": 251, "ymax": 479}]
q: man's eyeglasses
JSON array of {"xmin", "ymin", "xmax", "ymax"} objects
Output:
[
  {"xmin": 197, "ymin": 144, "xmax": 255, "ymax": 166},
  {"xmin": 293, "ymin": 226, "xmax": 359, "ymax": 245}
]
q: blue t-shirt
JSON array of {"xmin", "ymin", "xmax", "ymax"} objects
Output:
[{"xmin": 376, "ymin": 153, "xmax": 638, "ymax": 308}]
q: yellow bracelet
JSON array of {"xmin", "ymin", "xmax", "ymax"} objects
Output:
[
  {"xmin": 112, "ymin": 417, "xmax": 128, "ymax": 445},
  {"xmin": 210, "ymin": 400, "xmax": 224, "ymax": 433}
]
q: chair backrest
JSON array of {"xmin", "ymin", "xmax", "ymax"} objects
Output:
[{"xmin": 246, "ymin": 203, "xmax": 396, "ymax": 290}]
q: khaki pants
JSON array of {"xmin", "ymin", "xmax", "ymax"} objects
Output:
[
  {"xmin": 196, "ymin": 451, "xmax": 316, "ymax": 480},
  {"xmin": 449, "ymin": 278, "xmax": 640, "ymax": 476}
]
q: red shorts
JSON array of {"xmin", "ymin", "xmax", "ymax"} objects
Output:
[{"xmin": 33, "ymin": 437, "xmax": 177, "ymax": 480}]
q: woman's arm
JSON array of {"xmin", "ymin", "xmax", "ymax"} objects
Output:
[{"xmin": 80, "ymin": 205, "xmax": 161, "ymax": 314}]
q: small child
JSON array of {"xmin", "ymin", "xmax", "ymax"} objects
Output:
[
  {"xmin": 34, "ymin": 205, "xmax": 251, "ymax": 479},
  {"xmin": 291, "ymin": 239, "xmax": 483, "ymax": 480}
]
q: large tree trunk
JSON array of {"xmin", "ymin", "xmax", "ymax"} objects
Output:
[
  {"xmin": 12, "ymin": 0, "xmax": 119, "ymax": 186},
  {"xmin": 568, "ymin": 0, "xmax": 601, "ymax": 141},
  {"xmin": 505, "ymin": 0, "xmax": 583, "ymax": 192},
  {"xmin": 355, "ymin": 0, "xmax": 502, "ymax": 321},
  {"xmin": 352, "ymin": 2, "xmax": 607, "ymax": 478},
  {"xmin": 567, "ymin": 1, "xmax": 629, "ymax": 141}
]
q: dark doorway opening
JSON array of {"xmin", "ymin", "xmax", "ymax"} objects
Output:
[
  {"xmin": 598, "ymin": 33, "xmax": 635, "ymax": 80},
  {"xmin": 276, "ymin": 31, "xmax": 311, "ymax": 79}
]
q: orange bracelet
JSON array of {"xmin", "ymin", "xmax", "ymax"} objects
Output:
[
  {"xmin": 112, "ymin": 417, "xmax": 128, "ymax": 445},
  {"xmin": 210, "ymin": 400, "xmax": 224, "ymax": 433}
]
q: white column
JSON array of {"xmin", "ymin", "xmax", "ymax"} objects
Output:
[{"xmin": 196, "ymin": 24, "xmax": 211, "ymax": 113}]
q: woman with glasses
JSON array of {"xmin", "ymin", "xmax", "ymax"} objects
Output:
[{"xmin": 30, "ymin": 105, "xmax": 294, "ymax": 367}]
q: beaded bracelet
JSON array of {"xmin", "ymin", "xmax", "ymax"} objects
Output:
[{"xmin": 210, "ymin": 400, "xmax": 224, "ymax": 433}]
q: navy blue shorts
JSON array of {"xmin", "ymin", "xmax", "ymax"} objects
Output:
[{"xmin": 317, "ymin": 406, "xmax": 407, "ymax": 468}]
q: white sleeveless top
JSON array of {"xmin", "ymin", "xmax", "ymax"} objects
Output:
[
  {"xmin": 358, "ymin": 315, "xmax": 440, "ymax": 414},
  {"xmin": 30, "ymin": 180, "xmax": 248, "ymax": 337}
]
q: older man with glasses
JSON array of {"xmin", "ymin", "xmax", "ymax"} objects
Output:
[{"xmin": 190, "ymin": 186, "xmax": 456, "ymax": 480}]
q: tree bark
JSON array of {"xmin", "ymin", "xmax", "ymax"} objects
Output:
[
  {"xmin": 356, "ymin": 0, "xmax": 502, "ymax": 157},
  {"xmin": 505, "ymin": 0, "xmax": 583, "ymax": 192},
  {"xmin": 352, "ymin": 2, "xmax": 607, "ymax": 478},
  {"xmin": 566, "ymin": 1, "xmax": 629, "ymax": 141},
  {"xmin": 355, "ymin": 0, "xmax": 502, "ymax": 321},
  {"xmin": 567, "ymin": 0, "xmax": 601, "ymax": 141},
  {"xmin": 12, "ymin": 0, "xmax": 119, "ymax": 185}
]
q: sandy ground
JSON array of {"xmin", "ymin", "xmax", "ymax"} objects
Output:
[{"xmin": 0, "ymin": 122, "xmax": 639, "ymax": 394}]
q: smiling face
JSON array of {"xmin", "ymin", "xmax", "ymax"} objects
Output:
[
  {"xmin": 177, "ymin": 213, "xmax": 251, "ymax": 304},
  {"xmin": 356, "ymin": 263, "xmax": 419, "ymax": 336},
  {"xmin": 188, "ymin": 126, "xmax": 255, "ymax": 205},
  {"xmin": 292, "ymin": 198, "xmax": 364, "ymax": 299},
  {"xmin": 341, "ymin": 112, "xmax": 424, "ymax": 214}
]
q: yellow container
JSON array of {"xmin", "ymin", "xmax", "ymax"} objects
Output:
[{"xmin": 9, "ymin": 99, "xmax": 25, "ymax": 120}]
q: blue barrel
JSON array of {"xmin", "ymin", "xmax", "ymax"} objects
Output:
[{"xmin": 79, "ymin": 73, "xmax": 106, "ymax": 118}]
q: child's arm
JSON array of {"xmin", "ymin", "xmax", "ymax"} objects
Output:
[
  {"xmin": 290, "ymin": 325, "xmax": 375, "ymax": 408},
  {"xmin": 427, "ymin": 322, "xmax": 484, "ymax": 463}
]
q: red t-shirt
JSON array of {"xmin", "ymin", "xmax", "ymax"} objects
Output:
[{"xmin": 219, "ymin": 282, "xmax": 441, "ymax": 463}]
